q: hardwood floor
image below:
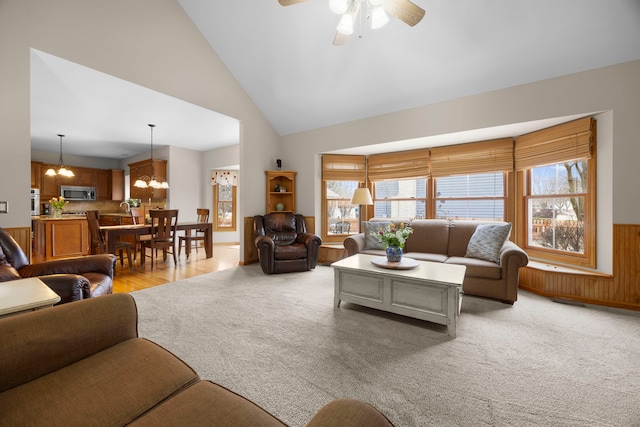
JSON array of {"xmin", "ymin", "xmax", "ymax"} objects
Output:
[{"xmin": 112, "ymin": 244, "xmax": 240, "ymax": 293}]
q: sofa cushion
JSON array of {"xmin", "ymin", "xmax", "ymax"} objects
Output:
[
  {"xmin": 0, "ymin": 246, "xmax": 20, "ymax": 281},
  {"xmin": 129, "ymin": 380, "xmax": 287, "ymax": 427},
  {"xmin": 0, "ymin": 263, "xmax": 20, "ymax": 281},
  {"xmin": 404, "ymin": 219, "xmax": 451, "ymax": 254},
  {"xmin": 465, "ymin": 223, "xmax": 512, "ymax": 263},
  {"xmin": 363, "ymin": 221, "xmax": 390, "ymax": 250},
  {"xmin": 445, "ymin": 256, "xmax": 502, "ymax": 279},
  {"xmin": 0, "ymin": 338, "xmax": 199, "ymax": 426},
  {"xmin": 274, "ymin": 243, "xmax": 308, "ymax": 260},
  {"xmin": 403, "ymin": 252, "xmax": 449, "ymax": 263}
]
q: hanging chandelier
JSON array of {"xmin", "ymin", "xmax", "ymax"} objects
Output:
[
  {"xmin": 133, "ymin": 124, "xmax": 169, "ymax": 189},
  {"xmin": 45, "ymin": 134, "xmax": 74, "ymax": 177}
]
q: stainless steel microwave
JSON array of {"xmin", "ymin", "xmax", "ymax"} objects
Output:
[{"xmin": 60, "ymin": 185, "xmax": 96, "ymax": 201}]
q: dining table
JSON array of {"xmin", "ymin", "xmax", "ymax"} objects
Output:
[{"xmin": 100, "ymin": 222, "xmax": 213, "ymax": 260}]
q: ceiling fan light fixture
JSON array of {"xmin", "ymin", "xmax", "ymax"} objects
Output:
[
  {"xmin": 371, "ymin": 6, "xmax": 389, "ymax": 29},
  {"xmin": 329, "ymin": 0, "xmax": 349, "ymax": 14},
  {"xmin": 337, "ymin": 13, "xmax": 354, "ymax": 35}
]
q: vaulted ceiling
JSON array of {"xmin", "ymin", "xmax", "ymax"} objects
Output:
[{"xmin": 30, "ymin": 0, "xmax": 640, "ymax": 158}]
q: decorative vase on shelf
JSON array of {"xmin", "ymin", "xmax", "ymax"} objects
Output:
[
  {"xmin": 52, "ymin": 208, "xmax": 63, "ymax": 218},
  {"xmin": 386, "ymin": 246, "xmax": 403, "ymax": 263},
  {"xmin": 276, "ymin": 203, "xmax": 284, "ymax": 211}
]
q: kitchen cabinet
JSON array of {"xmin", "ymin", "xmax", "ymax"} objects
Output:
[
  {"xmin": 265, "ymin": 170, "xmax": 296, "ymax": 214},
  {"xmin": 96, "ymin": 169, "xmax": 125, "ymax": 201},
  {"xmin": 40, "ymin": 169, "xmax": 59, "ymax": 200},
  {"xmin": 31, "ymin": 162, "xmax": 41, "ymax": 189},
  {"xmin": 32, "ymin": 217, "xmax": 90, "ymax": 263},
  {"xmin": 128, "ymin": 158, "xmax": 168, "ymax": 200},
  {"xmin": 74, "ymin": 169, "xmax": 95, "ymax": 187}
]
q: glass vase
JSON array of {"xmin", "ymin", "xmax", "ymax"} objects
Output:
[
  {"xmin": 52, "ymin": 208, "xmax": 63, "ymax": 218},
  {"xmin": 386, "ymin": 246, "xmax": 403, "ymax": 263}
]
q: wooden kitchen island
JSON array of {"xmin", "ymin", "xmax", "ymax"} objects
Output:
[{"xmin": 32, "ymin": 216, "xmax": 90, "ymax": 263}]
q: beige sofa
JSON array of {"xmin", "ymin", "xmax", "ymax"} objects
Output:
[
  {"xmin": 344, "ymin": 219, "xmax": 529, "ymax": 304},
  {"xmin": 0, "ymin": 293, "xmax": 394, "ymax": 427}
]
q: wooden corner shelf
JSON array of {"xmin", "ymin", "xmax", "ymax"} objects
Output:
[{"xmin": 265, "ymin": 171, "xmax": 296, "ymax": 213}]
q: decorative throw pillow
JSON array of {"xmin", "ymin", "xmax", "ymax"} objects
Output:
[
  {"xmin": 465, "ymin": 223, "xmax": 512, "ymax": 263},
  {"xmin": 363, "ymin": 221, "xmax": 390, "ymax": 250}
]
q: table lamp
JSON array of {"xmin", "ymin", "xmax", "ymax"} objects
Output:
[{"xmin": 350, "ymin": 187, "xmax": 373, "ymax": 232}]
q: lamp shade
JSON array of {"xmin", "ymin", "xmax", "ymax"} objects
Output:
[{"xmin": 350, "ymin": 188, "xmax": 373, "ymax": 205}]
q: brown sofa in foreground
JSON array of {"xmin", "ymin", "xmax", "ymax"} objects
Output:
[
  {"xmin": 344, "ymin": 219, "xmax": 529, "ymax": 304},
  {"xmin": 0, "ymin": 227, "xmax": 115, "ymax": 304},
  {"xmin": 0, "ymin": 293, "xmax": 394, "ymax": 427}
]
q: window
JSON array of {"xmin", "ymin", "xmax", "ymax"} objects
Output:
[
  {"xmin": 322, "ymin": 154, "xmax": 366, "ymax": 242},
  {"xmin": 525, "ymin": 162, "xmax": 587, "ymax": 253},
  {"xmin": 325, "ymin": 180, "xmax": 359, "ymax": 236},
  {"xmin": 213, "ymin": 183, "xmax": 236, "ymax": 232},
  {"xmin": 434, "ymin": 172, "xmax": 505, "ymax": 220},
  {"xmin": 372, "ymin": 179, "xmax": 427, "ymax": 219},
  {"xmin": 516, "ymin": 117, "xmax": 596, "ymax": 268}
]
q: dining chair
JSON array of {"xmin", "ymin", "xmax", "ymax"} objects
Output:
[
  {"xmin": 130, "ymin": 207, "xmax": 149, "ymax": 261},
  {"xmin": 86, "ymin": 210, "xmax": 132, "ymax": 269},
  {"xmin": 140, "ymin": 209, "xmax": 179, "ymax": 270},
  {"xmin": 178, "ymin": 208, "xmax": 210, "ymax": 259}
]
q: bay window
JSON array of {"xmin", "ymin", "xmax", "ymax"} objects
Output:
[{"xmin": 516, "ymin": 117, "xmax": 596, "ymax": 268}]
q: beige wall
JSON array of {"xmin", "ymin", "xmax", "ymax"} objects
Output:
[
  {"xmin": 0, "ymin": 0, "xmax": 279, "ymax": 263},
  {"xmin": 281, "ymin": 60, "xmax": 640, "ymax": 274},
  {"xmin": 3, "ymin": 0, "xmax": 639, "ymax": 269}
]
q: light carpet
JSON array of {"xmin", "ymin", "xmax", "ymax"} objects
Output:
[{"xmin": 132, "ymin": 264, "xmax": 640, "ymax": 426}]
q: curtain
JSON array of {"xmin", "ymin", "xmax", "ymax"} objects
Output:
[
  {"xmin": 367, "ymin": 148, "xmax": 430, "ymax": 181},
  {"xmin": 430, "ymin": 138, "xmax": 514, "ymax": 177},
  {"xmin": 515, "ymin": 117, "xmax": 594, "ymax": 170},
  {"xmin": 322, "ymin": 154, "xmax": 366, "ymax": 182},
  {"xmin": 211, "ymin": 170, "xmax": 238, "ymax": 186}
]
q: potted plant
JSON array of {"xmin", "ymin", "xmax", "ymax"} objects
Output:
[{"xmin": 371, "ymin": 222, "xmax": 413, "ymax": 262}]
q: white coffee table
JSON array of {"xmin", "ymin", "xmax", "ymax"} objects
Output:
[
  {"xmin": 0, "ymin": 277, "xmax": 61, "ymax": 318},
  {"xmin": 332, "ymin": 254, "xmax": 466, "ymax": 337}
]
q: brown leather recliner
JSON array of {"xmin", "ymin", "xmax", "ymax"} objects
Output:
[
  {"xmin": 0, "ymin": 228, "xmax": 115, "ymax": 304},
  {"xmin": 254, "ymin": 213, "xmax": 322, "ymax": 274}
]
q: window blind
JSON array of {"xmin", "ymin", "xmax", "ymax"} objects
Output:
[
  {"xmin": 322, "ymin": 154, "xmax": 366, "ymax": 181},
  {"xmin": 430, "ymin": 138, "xmax": 514, "ymax": 177},
  {"xmin": 515, "ymin": 117, "xmax": 594, "ymax": 170},
  {"xmin": 367, "ymin": 148, "xmax": 430, "ymax": 181}
]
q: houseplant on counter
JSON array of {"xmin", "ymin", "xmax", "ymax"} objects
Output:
[
  {"xmin": 371, "ymin": 222, "xmax": 414, "ymax": 262},
  {"xmin": 49, "ymin": 196, "xmax": 69, "ymax": 218}
]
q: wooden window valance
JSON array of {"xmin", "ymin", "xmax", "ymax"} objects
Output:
[
  {"xmin": 322, "ymin": 154, "xmax": 366, "ymax": 181},
  {"xmin": 430, "ymin": 138, "xmax": 514, "ymax": 177},
  {"xmin": 515, "ymin": 117, "xmax": 594, "ymax": 170},
  {"xmin": 367, "ymin": 148, "xmax": 430, "ymax": 181}
]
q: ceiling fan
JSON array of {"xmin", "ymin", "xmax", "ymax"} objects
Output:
[{"xmin": 278, "ymin": 0, "xmax": 425, "ymax": 46}]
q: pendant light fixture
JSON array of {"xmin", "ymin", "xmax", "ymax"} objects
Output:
[
  {"xmin": 133, "ymin": 124, "xmax": 169, "ymax": 189},
  {"xmin": 45, "ymin": 134, "xmax": 74, "ymax": 177}
]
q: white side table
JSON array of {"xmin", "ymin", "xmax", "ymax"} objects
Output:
[{"xmin": 0, "ymin": 277, "xmax": 61, "ymax": 318}]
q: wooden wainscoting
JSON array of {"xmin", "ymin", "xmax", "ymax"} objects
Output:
[
  {"xmin": 242, "ymin": 215, "xmax": 316, "ymax": 266},
  {"xmin": 519, "ymin": 224, "xmax": 640, "ymax": 311},
  {"xmin": 3, "ymin": 227, "xmax": 31, "ymax": 261}
]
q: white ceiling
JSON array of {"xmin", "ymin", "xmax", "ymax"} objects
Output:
[
  {"xmin": 30, "ymin": 49, "xmax": 240, "ymax": 159},
  {"xmin": 30, "ymin": 0, "xmax": 640, "ymax": 158}
]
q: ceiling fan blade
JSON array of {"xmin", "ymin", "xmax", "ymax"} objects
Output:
[
  {"xmin": 383, "ymin": 0, "xmax": 425, "ymax": 27},
  {"xmin": 333, "ymin": 32, "xmax": 350, "ymax": 46},
  {"xmin": 278, "ymin": 0, "xmax": 308, "ymax": 6}
]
